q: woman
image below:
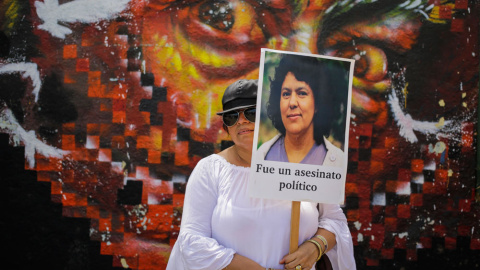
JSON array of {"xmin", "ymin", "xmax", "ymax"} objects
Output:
[
  {"xmin": 167, "ymin": 79, "xmax": 355, "ymax": 270},
  {"xmin": 258, "ymin": 54, "xmax": 344, "ymax": 167}
]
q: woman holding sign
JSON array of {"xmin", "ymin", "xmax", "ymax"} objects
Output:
[
  {"xmin": 258, "ymin": 54, "xmax": 345, "ymax": 167},
  {"xmin": 167, "ymin": 79, "xmax": 355, "ymax": 270}
]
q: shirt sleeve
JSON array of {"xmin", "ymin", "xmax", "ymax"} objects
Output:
[
  {"xmin": 317, "ymin": 203, "xmax": 356, "ymax": 270},
  {"xmin": 175, "ymin": 158, "xmax": 236, "ymax": 270}
]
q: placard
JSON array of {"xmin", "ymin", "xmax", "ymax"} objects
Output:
[{"xmin": 248, "ymin": 49, "xmax": 354, "ymax": 204}]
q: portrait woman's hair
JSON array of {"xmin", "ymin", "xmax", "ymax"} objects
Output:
[{"xmin": 266, "ymin": 54, "xmax": 334, "ymax": 145}]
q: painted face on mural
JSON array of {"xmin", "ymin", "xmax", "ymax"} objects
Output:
[
  {"xmin": 4, "ymin": 0, "xmax": 476, "ymax": 268},
  {"xmin": 139, "ymin": 0, "xmax": 423, "ymax": 134},
  {"xmin": 139, "ymin": 0, "xmax": 299, "ymax": 137}
]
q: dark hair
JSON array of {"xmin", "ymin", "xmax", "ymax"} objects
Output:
[{"xmin": 266, "ymin": 54, "xmax": 333, "ymax": 145}]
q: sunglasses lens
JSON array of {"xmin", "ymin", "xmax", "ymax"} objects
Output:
[
  {"xmin": 222, "ymin": 107, "xmax": 256, "ymax": 127},
  {"xmin": 244, "ymin": 108, "xmax": 256, "ymax": 123},
  {"xmin": 223, "ymin": 112, "xmax": 239, "ymax": 126}
]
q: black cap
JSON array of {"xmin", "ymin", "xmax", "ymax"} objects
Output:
[{"xmin": 217, "ymin": 79, "xmax": 258, "ymax": 115}]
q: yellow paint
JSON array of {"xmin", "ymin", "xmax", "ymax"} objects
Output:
[
  {"xmin": 172, "ymin": 52, "xmax": 182, "ymax": 71},
  {"xmin": 438, "ymin": 99, "xmax": 445, "ymax": 107},
  {"xmin": 403, "ymin": 83, "xmax": 409, "ymax": 107},
  {"xmin": 448, "ymin": 169, "xmax": 453, "ymax": 177},
  {"xmin": 187, "ymin": 64, "xmax": 200, "ymax": 80},
  {"xmin": 269, "ymin": 37, "xmax": 278, "ymax": 48},
  {"xmin": 368, "ymin": 46, "xmax": 388, "ymax": 79},
  {"xmin": 435, "ymin": 117, "xmax": 445, "ymax": 128},
  {"xmin": 463, "ymin": 102, "xmax": 467, "ymax": 107},
  {"xmin": 428, "ymin": 18, "xmax": 447, "ymax": 24},
  {"xmin": 152, "ymin": 129, "xmax": 163, "ymax": 150},
  {"xmin": 267, "ymin": 36, "xmax": 290, "ymax": 51},
  {"xmin": 462, "ymin": 92, "xmax": 466, "ymax": 98},
  {"xmin": 352, "ymin": 77, "xmax": 390, "ymax": 93},
  {"xmin": 120, "ymin": 258, "xmax": 129, "ymax": 269},
  {"xmin": 280, "ymin": 36, "xmax": 289, "ymax": 50},
  {"xmin": 6, "ymin": 1, "xmax": 19, "ymax": 20},
  {"xmin": 210, "ymin": 52, "xmax": 224, "ymax": 68},
  {"xmin": 157, "ymin": 35, "xmax": 168, "ymax": 48},
  {"xmin": 428, "ymin": 5, "xmax": 454, "ymax": 24},
  {"xmin": 429, "ymin": 141, "xmax": 446, "ymax": 154},
  {"xmin": 122, "ymin": 161, "xmax": 128, "ymax": 177},
  {"xmin": 154, "ymin": 38, "xmax": 174, "ymax": 65},
  {"xmin": 191, "ymin": 86, "xmax": 224, "ymax": 124},
  {"xmin": 173, "ymin": 28, "xmax": 236, "ymax": 68},
  {"xmin": 197, "ymin": 46, "xmax": 212, "ymax": 65},
  {"xmin": 3, "ymin": 0, "xmax": 20, "ymax": 33}
]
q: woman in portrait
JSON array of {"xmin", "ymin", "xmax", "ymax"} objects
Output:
[
  {"xmin": 258, "ymin": 54, "xmax": 345, "ymax": 167},
  {"xmin": 167, "ymin": 79, "xmax": 355, "ymax": 270}
]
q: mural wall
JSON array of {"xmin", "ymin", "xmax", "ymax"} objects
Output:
[{"xmin": 2, "ymin": 0, "xmax": 479, "ymax": 269}]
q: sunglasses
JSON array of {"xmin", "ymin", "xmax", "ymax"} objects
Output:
[{"xmin": 222, "ymin": 107, "xmax": 256, "ymax": 127}]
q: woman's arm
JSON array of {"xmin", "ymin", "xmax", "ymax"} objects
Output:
[
  {"xmin": 174, "ymin": 159, "xmax": 236, "ymax": 269},
  {"xmin": 173, "ymin": 158, "xmax": 266, "ymax": 270},
  {"xmin": 224, "ymin": 254, "xmax": 266, "ymax": 270},
  {"xmin": 316, "ymin": 203, "xmax": 356, "ymax": 269}
]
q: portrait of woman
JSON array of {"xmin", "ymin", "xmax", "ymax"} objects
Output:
[{"xmin": 258, "ymin": 52, "xmax": 350, "ymax": 167}]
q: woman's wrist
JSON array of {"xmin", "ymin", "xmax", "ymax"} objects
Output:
[
  {"xmin": 314, "ymin": 234, "xmax": 328, "ymax": 252},
  {"xmin": 306, "ymin": 239, "xmax": 323, "ymax": 261}
]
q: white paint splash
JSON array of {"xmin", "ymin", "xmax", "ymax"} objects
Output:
[
  {"xmin": 0, "ymin": 108, "xmax": 68, "ymax": 167},
  {"xmin": 399, "ymin": 0, "xmax": 423, "ymax": 10},
  {"xmin": 354, "ymin": 221, "xmax": 362, "ymax": 230},
  {"xmin": 372, "ymin": 193, "xmax": 386, "ymax": 206},
  {"xmin": 357, "ymin": 233, "xmax": 364, "ymax": 242},
  {"xmin": 326, "ymin": 0, "xmax": 432, "ymax": 15},
  {"xmin": 396, "ymin": 181, "xmax": 411, "ymax": 195},
  {"xmin": 0, "ymin": 63, "xmax": 42, "ymax": 102},
  {"xmin": 388, "ymin": 90, "xmax": 452, "ymax": 143},
  {"xmin": 292, "ymin": 23, "xmax": 314, "ymax": 54},
  {"xmin": 35, "ymin": 0, "xmax": 131, "ymax": 39}
]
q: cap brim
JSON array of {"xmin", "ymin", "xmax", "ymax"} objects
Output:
[{"xmin": 216, "ymin": 104, "xmax": 256, "ymax": 115}]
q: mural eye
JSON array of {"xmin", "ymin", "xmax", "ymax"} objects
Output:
[
  {"xmin": 144, "ymin": 0, "xmax": 294, "ymax": 77},
  {"xmin": 335, "ymin": 44, "xmax": 388, "ymax": 82},
  {"xmin": 172, "ymin": 0, "xmax": 294, "ymax": 49},
  {"xmin": 198, "ymin": 1, "xmax": 234, "ymax": 32}
]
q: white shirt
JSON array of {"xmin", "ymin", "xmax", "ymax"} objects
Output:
[{"xmin": 167, "ymin": 154, "xmax": 355, "ymax": 270}]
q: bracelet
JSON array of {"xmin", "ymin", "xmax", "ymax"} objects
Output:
[
  {"xmin": 315, "ymin": 235, "xmax": 328, "ymax": 252},
  {"xmin": 306, "ymin": 239, "xmax": 323, "ymax": 261}
]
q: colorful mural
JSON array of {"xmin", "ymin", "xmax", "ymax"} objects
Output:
[{"xmin": 1, "ymin": 0, "xmax": 479, "ymax": 269}]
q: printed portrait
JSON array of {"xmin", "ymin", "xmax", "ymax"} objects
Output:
[{"xmin": 249, "ymin": 49, "xmax": 353, "ymax": 204}]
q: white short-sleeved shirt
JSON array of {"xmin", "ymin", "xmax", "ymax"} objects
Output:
[{"xmin": 167, "ymin": 154, "xmax": 355, "ymax": 270}]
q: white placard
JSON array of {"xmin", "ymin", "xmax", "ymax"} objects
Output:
[{"xmin": 248, "ymin": 49, "xmax": 354, "ymax": 204}]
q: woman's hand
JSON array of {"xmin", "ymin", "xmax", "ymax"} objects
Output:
[{"xmin": 279, "ymin": 241, "xmax": 319, "ymax": 270}]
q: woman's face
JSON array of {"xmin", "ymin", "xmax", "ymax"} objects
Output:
[
  {"xmin": 280, "ymin": 72, "xmax": 316, "ymax": 138},
  {"xmin": 226, "ymin": 108, "xmax": 256, "ymax": 152}
]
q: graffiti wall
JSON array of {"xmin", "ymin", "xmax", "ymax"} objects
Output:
[{"xmin": 2, "ymin": 0, "xmax": 479, "ymax": 269}]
